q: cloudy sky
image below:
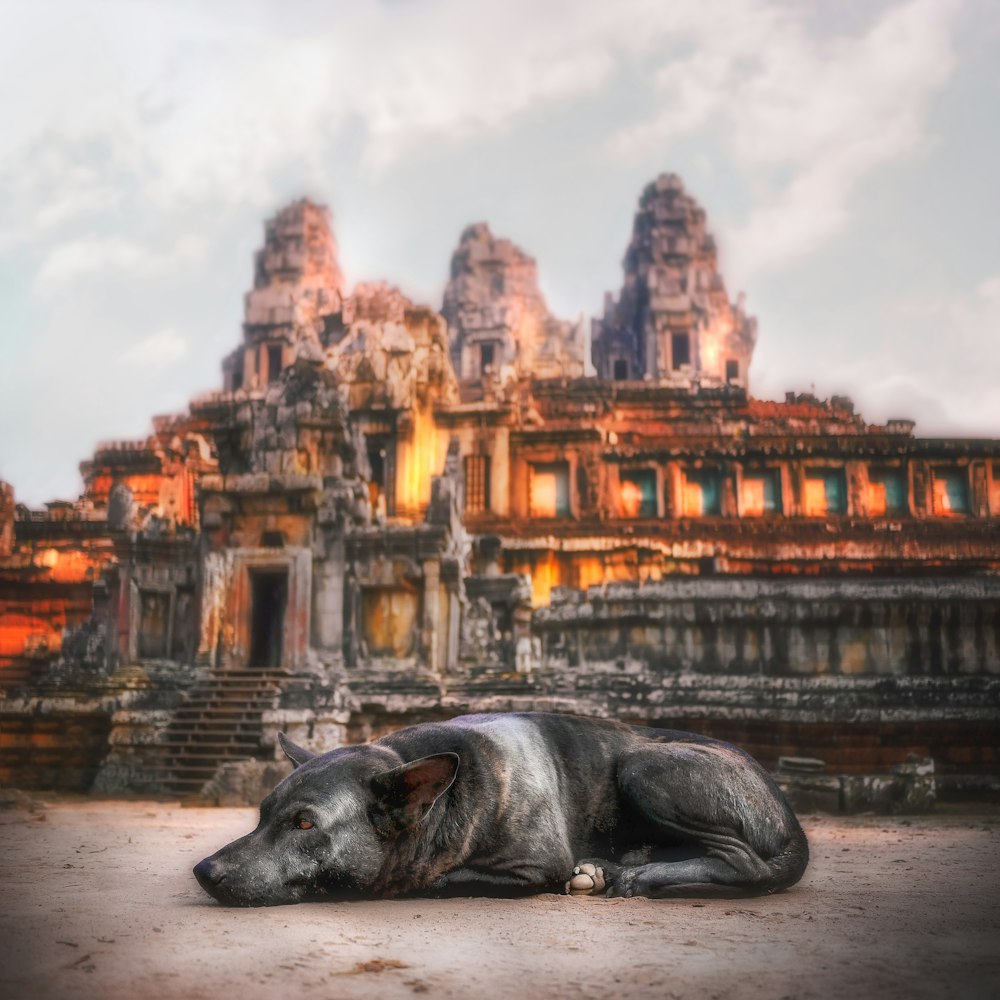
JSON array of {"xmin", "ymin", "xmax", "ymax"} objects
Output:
[{"xmin": 1, "ymin": 0, "xmax": 998, "ymax": 506}]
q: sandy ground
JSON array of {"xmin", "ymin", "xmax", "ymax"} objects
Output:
[{"xmin": 0, "ymin": 799, "xmax": 998, "ymax": 1000}]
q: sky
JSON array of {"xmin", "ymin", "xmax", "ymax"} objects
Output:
[{"xmin": 1, "ymin": 0, "xmax": 998, "ymax": 507}]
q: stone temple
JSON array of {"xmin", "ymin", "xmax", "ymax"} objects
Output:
[{"xmin": 1, "ymin": 174, "xmax": 998, "ymax": 806}]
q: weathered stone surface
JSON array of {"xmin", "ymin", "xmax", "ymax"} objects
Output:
[
  {"xmin": 592, "ymin": 172, "xmax": 756, "ymax": 387},
  {"xmin": 197, "ymin": 758, "xmax": 294, "ymax": 806},
  {"xmin": 2, "ymin": 172, "xmax": 999, "ymax": 800},
  {"xmin": 443, "ymin": 222, "xmax": 584, "ymax": 383}
]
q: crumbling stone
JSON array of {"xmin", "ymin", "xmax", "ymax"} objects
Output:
[
  {"xmin": 197, "ymin": 758, "xmax": 294, "ymax": 807},
  {"xmin": 1, "ymin": 172, "xmax": 998, "ymax": 800},
  {"xmin": 442, "ymin": 222, "xmax": 585, "ymax": 384},
  {"xmin": 592, "ymin": 173, "xmax": 756, "ymax": 387}
]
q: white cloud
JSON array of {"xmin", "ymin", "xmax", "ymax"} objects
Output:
[
  {"xmin": 119, "ymin": 329, "xmax": 189, "ymax": 368},
  {"xmin": 791, "ymin": 272, "xmax": 1000, "ymax": 435},
  {"xmin": 33, "ymin": 233, "xmax": 207, "ymax": 290},
  {"xmin": 611, "ymin": 0, "xmax": 960, "ymax": 278}
]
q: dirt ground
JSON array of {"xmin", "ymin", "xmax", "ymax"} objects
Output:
[{"xmin": 0, "ymin": 798, "xmax": 998, "ymax": 1000}]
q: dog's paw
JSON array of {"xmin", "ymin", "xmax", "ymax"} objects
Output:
[
  {"xmin": 604, "ymin": 867, "xmax": 638, "ymax": 898},
  {"xmin": 565, "ymin": 862, "xmax": 607, "ymax": 896}
]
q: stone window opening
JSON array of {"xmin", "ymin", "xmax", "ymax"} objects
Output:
[
  {"xmin": 613, "ymin": 358, "xmax": 629, "ymax": 381},
  {"xmin": 530, "ymin": 462, "xmax": 570, "ymax": 518},
  {"xmin": 741, "ymin": 468, "xmax": 782, "ymax": 516},
  {"xmin": 869, "ymin": 467, "xmax": 907, "ymax": 516},
  {"xmin": 266, "ymin": 344, "xmax": 283, "ymax": 384},
  {"xmin": 464, "ymin": 454, "xmax": 491, "ymax": 514},
  {"xmin": 249, "ymin": 569, "xmax": 288, "ymax": 668},
  {"xmin": 725, "ymin": 359, "xmax": 739, "ymax": 383},
  {"xmin": 365, "ymin": 436, "xmax": 393, "ymax": 518},
  {"xmin": 804, "ymin": 468, "xmax": 847, "ymax": 516},
  {"xmin": 619, "ymin": 469, "xmax": 658, "ymax": 518},
  {"xmin": 932, "ymin": 467, "xmax": 970, "ymax": 516},
  {"xmin": 480, "ymin": 343, "xmax": 495, "ymax": 374},
  {"xmin": 683, "ymin": 469, "xmax": 722, "ymax": 516},
  {"xmin": 671, "ymin": 332, "xmax": 691, "ymax": 369}
]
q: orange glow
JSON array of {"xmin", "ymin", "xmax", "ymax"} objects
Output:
[
  {"xmin": 619, "ymin": 479, "xmax": 643, "ymax": 518},
  {"xmin": 742, "ymin": 477, "xmax": 765, "ymax": 516},
  {"xmin": 0, "ymin": 613, "xmax": 59, "ymax": 657},
  {"xmin": 397, "ymin": 406, "xmax": 440, "ymax": 515},
  {"xmin": 804, "ymin": 478, "xmax": 827, "ymax": 516},
  {"xmin": 530, "ymin": 551, "xmax": 560, "ymax": 607},
  {"xmin": 532, "ymin": 474, "xmax": 558, "ymax": 517},
  {"xmin": 576, "ymin": 557, "xmax": 605, "ymax": 590},
  {"xmin": 682, "ymin": 481, "xmax": 703, "ymax": 517},
  {"xmin": 868, "ymin": 482, "xmax": 887, "ymax": 517},
  {"xmin": 932, "ymin": 478, "xmax": 966, "ymax": 515}
]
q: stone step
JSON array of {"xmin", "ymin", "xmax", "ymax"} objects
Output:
[
  {"xmin": 149, "ymin": 667, "xmax": 295, "ymax": 795},
  {"xmin": 165, "ymin": 733, "xmax": 262, "ymax": 746},
  {"xmin": 148, "ymin": 739, "xmax": 255, "ymax": 754},
  {"xmin": 169, "ymin": 721, "xmax": 262, "ymax": 733},
  {"xmin": 179, "ymin": 698, "xmax": 274, "ymax": 709},
  {"xmin": 172, "ymin": 707, "xmax": 269, "ymax": 720}
]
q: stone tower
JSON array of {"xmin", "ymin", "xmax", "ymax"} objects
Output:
[
  {"xmin": 223, "ymin": 200, "xmax": 346, "ymax": 391},
  {"xmin": 591, "ymin": 173, "xmax": 756, "ymax": 388},
  {"xmin": 442, "ymin": 223, "xmax": 584, "ymax": 384}
]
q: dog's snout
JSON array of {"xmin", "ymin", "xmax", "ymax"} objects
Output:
[{"xmin": 194, "ymin": 858, "xmax": 225, "ymax": 888}]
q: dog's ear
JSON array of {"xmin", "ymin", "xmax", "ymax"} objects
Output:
[
  {"xmin": 370, "ymin": 753, "xmax": 459, "ymax": 833},
  {"xmin": 278, "ymin": 732, "xmax": 316, "ymax": 769}
]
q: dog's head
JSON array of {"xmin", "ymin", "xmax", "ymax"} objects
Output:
[{"xmin": 193, "ymin": 734, "xmax": 459, "ymax": 906}]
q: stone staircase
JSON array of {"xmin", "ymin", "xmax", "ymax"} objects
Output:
[{"xmin": 152, "ymin": 669, "xmax": 289, "ymax": 797}]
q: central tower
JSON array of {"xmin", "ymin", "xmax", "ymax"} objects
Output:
[{"xmin": 591, "ymin": 173, "xmax": 756, "ymax": 388}]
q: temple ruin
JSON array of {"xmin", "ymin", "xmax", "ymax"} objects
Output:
[{"xmin": 1, "ymin": 175, "xmax": 998, "ymax": 803}]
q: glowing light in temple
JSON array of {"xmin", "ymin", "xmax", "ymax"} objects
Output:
[
  {"xmin": 744, "ymin": 478, "xmax": 764, "ymax": 515},
  {"xmin": 868, "ymin": 482, "xmax": 888, "ymax": 516},
  {"xmin": 530, "ymin": 551, "xmax": 560, "ymax": 607},
  {"xmin": 530, "ymin": 463, "xmax": 569, "ymax": 517},
  {"xmin": 619, "ymin": 479, "xmax": 643, "ymax": 518},
  {"xmin": 576, "ymin": 557, "xmax": 605, "ymax": 590},
  {"xmin": 804, "ymin": 478, "xmax": 828, "ymax": 516},
  {"xmin": 398, "ymin": 405, "xmax": 440, "ymax": 514},
  {"xmin": 741, "ymin": 471, "xmax": 781, "ymax": 516},
  {"xmin": 683, "ymin": 480, "xmax": 704, "ymax": 517}
]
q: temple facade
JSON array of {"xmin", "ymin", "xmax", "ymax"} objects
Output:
[{"xmin": 2, "ymin": 177, "xmax": 998, "ymax": 801}]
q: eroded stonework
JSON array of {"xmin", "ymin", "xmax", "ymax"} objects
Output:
[
  {"xmin": 1, "ymin": 174, "xmax": 998, "ymax": 801},
  {"xmin": 443, "ymin": 222, "xmax": 585, "ymax": 384},
  {"xmin": 592, "ymin": 173, "xmax": 756, "ymax": 386}
]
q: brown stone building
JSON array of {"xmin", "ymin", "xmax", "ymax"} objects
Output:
[{"xmin": 2, "ymin": 176, "xmax": 998, "ymax": 801}]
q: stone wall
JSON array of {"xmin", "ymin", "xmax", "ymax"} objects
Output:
[{"xmin": 534, "ymin": 578, "xmax": 1000, "ymax": 676}]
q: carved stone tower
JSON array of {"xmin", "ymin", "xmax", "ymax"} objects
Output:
[
  {"xmin": 442, "ymin": 223, "xmax": 584, "ymax": 384},
  {"xmin": 592, "ymin": 173, "xmax": 756, "ymax": 388}
]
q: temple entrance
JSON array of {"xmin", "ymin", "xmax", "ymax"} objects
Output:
[{"xmin": 249, "ymin": 569, "xmax": 288, "ymax": 668}]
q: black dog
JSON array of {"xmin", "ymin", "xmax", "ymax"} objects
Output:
[{"xmin": 194, "ymin": 712, "xmax": 808, "ymax": 906}]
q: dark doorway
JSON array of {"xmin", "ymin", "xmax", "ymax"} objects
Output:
[
  {"xmin": 249, "ymin": 569, "xmax": 288, "ymax": 668},
  {"xmin": 671, "ymin": 333, "xmax": 691, "ymax": 369},
  {"xmin": 267, "ymin": 344, "xmax": 283, "ymax": 383},
  {"xmin": 613, "ymin": 358, "xmax": 629, "ymax": 380},
  {"xmin": 365, "ymin": 433, "xmax": 395, "ymax": 516},
  {"xmin": 480, "ymin": 342, "xmax": 495, "ymax": 373}
]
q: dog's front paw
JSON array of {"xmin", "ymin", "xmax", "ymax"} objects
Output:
[{"xmin": 565, "ymin": 862, "xmax": 607, "ymax": 896}]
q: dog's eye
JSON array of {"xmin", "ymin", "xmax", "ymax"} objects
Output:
[{"xmin": 294, "ymin": 817, "xmax": 314, "ymax": 830}]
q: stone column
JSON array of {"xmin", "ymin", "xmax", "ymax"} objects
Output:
[
  {"xmin": 422, "ymin": 558, "xmax": 441, "ymax": 673},
  {"xmin": 312, "ymin": 536, "xmax": 344, "ymax": 656}
]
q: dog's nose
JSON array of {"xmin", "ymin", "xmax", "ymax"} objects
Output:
[{"xmin": 193, "ymin": 858, "xmax": 225, "ymax": 888}]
